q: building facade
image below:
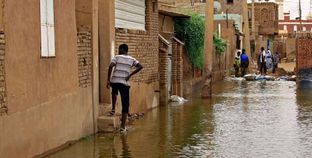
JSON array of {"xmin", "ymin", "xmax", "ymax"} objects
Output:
[
  {"xmin": 279, "ymin": 13, "xmax": 312, "ymax": 34},
  {"xmin": 248, "ymin": 2, "xmax": 279, "ymax": 36},
  {"xmin": 113, "ymin": 0, "xmax": 160, "ymax": 111},
  {"xmin": 275, "ymin": 0, "xmax": 284, "ymax": 20},
  {"xmin": 0, "ymin": 0, "xmax": 99, "ymax": 157}
]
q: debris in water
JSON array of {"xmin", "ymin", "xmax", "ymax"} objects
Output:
[{"xmin": 169, "ymin": 95, "xmax": 188, "ymax": 104}]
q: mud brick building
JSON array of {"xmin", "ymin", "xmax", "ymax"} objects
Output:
[
  {"xmin": 249, "ymin": 2, "xmax": 279, "ymax": 36},
  {"xmin": 0, "ymin": 0, "xmax": 100, "ymax": 157},
  {"xmin": 113, "ymin": 0, "xmax": 160, "ymax": 112},
  {"xmin": 0, "ymin": 0, "xmax": 165, "ymax": 157},
  {"xmin": 248, "ymin": 2, "xmax": 279, "ymax": 58},
  {"xmin": 213, "ymin": 19, "xmax": 237, "ymax": 81},
  {"xmin": 158, "ymin": 0, "xmax": 188, "ymax": 100},
  {"xmin": 221, "ymin": 0, "xmax": 251, "ymax": 52}
]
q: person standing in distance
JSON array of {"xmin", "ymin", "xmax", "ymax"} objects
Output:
[
  {"xmin": 259, "ymin": 47, "xmax": 267, "ymax": 75},
  {"xmin": 107, "ymin": 44, "xmax": 143, "ymax": 132},
  {"xmin": 234, "ymin": 51, "xmax": 241, "ymax": 77},
  {"xmin": 240, "ymin": 49, "xmax": 249, "ymax": 77}
]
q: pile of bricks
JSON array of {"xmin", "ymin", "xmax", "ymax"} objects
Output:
[
  {"xmin": 0, "ymin": 31, "xmax": 6, "ymax": 114},
  {"xmin": 77, "ymin": 28, "xmax": 92, "ymax": 88}
]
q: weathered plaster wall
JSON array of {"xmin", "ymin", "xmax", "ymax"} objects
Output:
[
  {"xmin": 0, "ymin": 0, "xmax": 3, "ymax": 30},
  {"xmin": 0, "ymin": 88, "xmax": 93, "ymax": 158},
  {"xmin": 99, "ymin": 0, "xmax": 115, "ymax": 104},
  {"xmin": 5, "ymin": 0, "xmax": 78, "ymax": 113},
  {"xmin": 0, "ymin": 0, "xmax": 96, "ymax": 157},
  {"xmin": 75, "ymin": 0, "xmax": 92, "ymax": 27},
  {"xmin": 212, "ymin": 20, "xmax": 236, "ymax": 80}
]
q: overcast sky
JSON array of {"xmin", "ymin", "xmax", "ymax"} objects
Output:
[{"xmin": 247, "ymin": 0, "xmax": 311, "ymax": 19}]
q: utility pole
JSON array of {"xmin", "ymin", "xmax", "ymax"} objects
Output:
[
  {"xmin": 252, "ymin": 0, "xmax": 255, "ymax": 38},
  {"xmin": 202, "ymin": 0, "xmax": 214, "ymax": 98},
  {"xmin": 299, "ymin": 0, "xmax": 303, "ymax": 31},
  {"xmin": 243, "ymin": 0, "xmax": 251, "ymax": 60}
]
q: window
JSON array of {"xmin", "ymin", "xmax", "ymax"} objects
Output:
[
  {"xmin": 227, "ymin": 0, "xmax": 234, "ymax": 4},
  {"xmin": 294, "ymin": 25, "xmax": 297, "ymax": 31},
  {"xmin": 284, "ymin": 25, "xmax": 287, "ymax": 31},
  {"xmin": 40, "ymin": 0, "xmax": 55, "ymax": 57},
  {"xmin": 115, "ymin": 0, "xmax": 146, "ymax": 30},
  {"xmin": 303, "ymin": 26, "xmax": 306, "ymax": 31}
]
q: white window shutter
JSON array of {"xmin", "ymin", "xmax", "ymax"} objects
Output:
[
  {"xmin": 48, "ymin": 26, "xmax": 55, "ymax": 56},
  {"xmin": 40, "ymin": 0, "xmax": 47, "ymax": 25},
  {"xmin": 40, "ymin": 0, "xmax": 55, "ymax": 57},
  {"xmin": 47, "ymin": 0, "xmax": 54, "ymax": 26},
  {"xmin": 41, "ymin": 26, "xmax": 49, "ymax": 57},
  {"xmin": 115, "ymin": 0, "xmax": 146, "ymax": 30}
]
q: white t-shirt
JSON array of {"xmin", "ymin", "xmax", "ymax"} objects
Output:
[
  {"xmin": 110, "ymin": 55, "xmax": 139, "ymax": 86},
  {"xmin": 260, "ymin": 50, "xmax": 266, "ymax": 63}
]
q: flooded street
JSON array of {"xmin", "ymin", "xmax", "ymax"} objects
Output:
[{"xmin": 48, "ymin": 81, "xmax": 312, "ymax": 158}]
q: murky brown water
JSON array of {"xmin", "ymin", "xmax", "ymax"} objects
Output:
[{"xmin": 47, "ymin": 81, "xmax": 312, "ymax": 158}]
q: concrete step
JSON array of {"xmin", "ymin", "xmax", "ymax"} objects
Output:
[{"xmin": 97, "ymin": 115, "xmax": 120, "ymax": 132}]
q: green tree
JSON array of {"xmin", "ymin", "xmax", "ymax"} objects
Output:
[{"xmin": 175, "ymin": 13, "xmax": 227, "ymax": 70}]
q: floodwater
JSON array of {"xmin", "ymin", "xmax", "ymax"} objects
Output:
[{"xmin": 47, "ymin": 80, "xmax": 312, "ymax": 158}]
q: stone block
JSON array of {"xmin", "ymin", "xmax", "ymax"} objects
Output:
[{"xmin": 97, "ymin": 115, "xmax": 120, "ymax": 133}]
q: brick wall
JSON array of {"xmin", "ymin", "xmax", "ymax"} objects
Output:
[
  {"xmin": 115, "ymin": 0, "xmax": 159, "ymax": 84},
  {"xmin": 172, "ymin": 37, "xmax": 183, "ymax": 96},
  {"xmin": 273, "ymin": 41, "xmax": 285, "ymax": 58},
  {"xmin": 248, "ymin": 3, "xmax": 278, "ymax": 35},
  {"xmin": 296, "ymin": 36, "xmax": 312, "ymax": 80},
  {"xmin": 212, "ymin": 20, "xmax": 237, "ymax": 81},
  {"xmin": 220, "ymin": 0, "xmax": 244, "ymax": 15},
  {"xmin": 159, "ymin": 36, "xmax": 169, "ymax": 105},
  {"xmin": 0, "ymin": 31, "xmax": 6, "ymax": 114},
  {"xmin": 77, "ymin": 27, "xmax": 92, "ymax": 88}
]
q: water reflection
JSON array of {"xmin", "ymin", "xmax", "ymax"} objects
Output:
[{"xmin": 47, "ymin": 81, "xmax": 312, "ymax": 158}]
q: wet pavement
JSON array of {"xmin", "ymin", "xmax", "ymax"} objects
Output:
[{"xmin": 47, "ymin": 80, "xmax": 312, "ymax": 158}]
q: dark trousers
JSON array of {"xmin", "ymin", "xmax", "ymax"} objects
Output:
[
  {"xmin": 260, "ymin": 62, "xmax": 267, "ymax": 74},
  {"xmin": 272, "ymin": 63, "xmax": 278, "ymax": 73},
  {"xmin": 111, "ymin": 83, "xmax": 130, "ymax": 113},
  {"xmin": 234, "ymin": 66, "xmax": 240, "ymax": 77},
  {"xmin": 240, "ymin": 61, "xmax": 249, "ymax": 77}
]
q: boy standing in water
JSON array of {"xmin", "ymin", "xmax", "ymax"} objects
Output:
[{"xmin": 107, "ymin": 44, "xmax": 143, "ymax": 132}]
